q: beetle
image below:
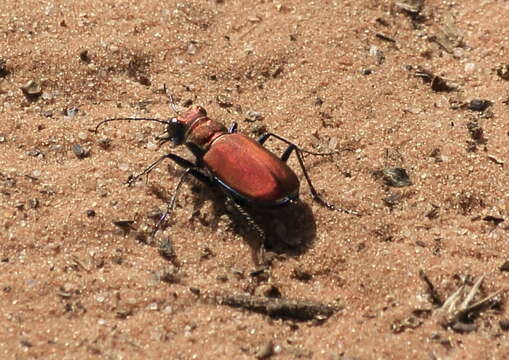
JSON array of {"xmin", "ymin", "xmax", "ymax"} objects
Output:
[{"xmin": 95, "ymin": 91, "xmax": 357, "ymax": 262}]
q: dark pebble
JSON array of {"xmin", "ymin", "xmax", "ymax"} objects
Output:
[
  {"xmin": 28, "ymin": 149, "xmax": 43, "ymax": 157},
  {"xmin": 0, "ymin": 59, "xmax": 9, "ymax": 77},
  {"xmin": 500, "ymin": 320, "xmax": 509, "ymax": 331},
  {"xmin": 383, "ymin": 193, "xmax": 402, "ymax": 207},
  {"xmin": 468, "ymin": 99, "xmax": 492, "ymax": 112},
  {"xmin": 79, "ymin": 50, "xmax": 91, "ymax": 63},
  {"xmin": 137, "ymin": 75, "xmax": 151, "ymax": 86},
  {"xmin": 451, "ymin": 321, "xmax": 477, "ymax": 333},
  {"xmin": 499, "ymin": 260, "xmax": 509, "ymax": 272},
  {"xmin": 256, "ymin": 340, "xmax": 274, "ymax": 359},
  {"xmin": 86, "ymin": 209, "xmax": 96, "ymax": 217}
]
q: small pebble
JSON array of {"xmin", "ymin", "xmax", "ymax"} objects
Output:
[
  {"xmin": 329, "ymin": 137, "xmax": 338, "ymax": 149},
  {"xmin": 216, "ymin": 94, "xmax": 232, "ymax": 107},
  {"xmin": 159, "ymin": 238, "xmax": 175, "ymax": 260},
  {"xmin": 28, "ymin": 149, "xmax": 43, "ymax": 157},
  {"xmin": 72, "ymin": 144, "xmax": 90, "ymax": 159},
  {"xmin": 98, "ymin": 137, "xmax": 111, "ymax": 149},
  {"xmin": 464, "ymin": 63, "xmax": 476, "ymax": 73},
  {"xmin": 147, "ymin": 302, "xmax": 159, "ymax": 311},
  {"xmin": 187, "ymin": 42, "xmax": 197, "ymax": 55},
  {"xmin": 66, "ymin": 107, "xmax": 79, "ymax": 117},
  {"xmin": 452, "ymin": 47, "xmax": 464, "ymax": 59},
  {"xmin": 118, "ymin": 162, "xmax": 130, "ymax": 171},
  {"xmin": 256, "ymin": 340, "xmax": 274, "ymax": 359},
  {"xmin": 20, "ymin": 80, "xmax": 42, "ymax": 99},
  {"xmin": 245, "ymin": 110, "xmax": 263, "ymax": 122},
  {"xmin": 381, "ymin": 168, "xmax": 411, "ymax": 187},
  {"xmin": 28, "ymin": 199, "xmax": 39, "ymax": 209},
  {"xmin": 500, "ymin": 320, "xmax": 509, "ymax": 331}
]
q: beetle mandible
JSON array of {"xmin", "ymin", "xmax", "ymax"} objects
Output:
[{"xmin": 95, "ymin": 90, "xmax": 357, "ymax": 261}]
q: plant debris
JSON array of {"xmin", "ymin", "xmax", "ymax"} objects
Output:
[
  {"xmin": 375, "ymin": 33, "xmax": 396, "ymax": 43},
  {"xmin": 113, "ymin": 220, "xmax": 135, "ymax": 230},
  {"xmin": 395, "ymin": 0, "xmax": 423, "ymax": 14},
  {"xmin": 432, "ymin": 16, "xmax": 464, "ymax": 53},
  {"xmin": 483, "ymin": 215, "xmax": 504, "ymax": 226},
  {"xmin": 216, "ymin": 293, "xmax": 340, "ymax": 321},
  {"xmin": 369, "ymin": 45, "xmax": 385, "ymax": 65},
  {"xmin": 410, "ymin": 66, "xmax": 456, "ymax": 92},
  {"xmin": 420, "ymin": 271, "xmax": 503, "ymax": 333}
]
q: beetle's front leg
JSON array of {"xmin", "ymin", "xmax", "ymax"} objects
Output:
[
  {"xmin": 152, "ymin": 167, "xmax": 211, "ymax": 237},
  {"xmin": 126, "ymin": 153, "xmax": 197, "ymax": 186}
]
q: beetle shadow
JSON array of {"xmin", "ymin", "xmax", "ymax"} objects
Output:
[
  {"xmin": 250, "ymin": 201, "xmax": 318, "ymax": 257},
  {"xmin": 182, "ymin": 182, "xmax": 318, "ymax": 261}
]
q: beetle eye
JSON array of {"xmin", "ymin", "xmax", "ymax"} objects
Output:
[{"xmin": 168, "ymin": 118, "xmax": 185, "ymax": 145}]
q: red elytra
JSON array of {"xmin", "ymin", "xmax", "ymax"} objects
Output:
[{"xmin": 204, "ymin": 133, "xmax": 300, "ymax": 206}]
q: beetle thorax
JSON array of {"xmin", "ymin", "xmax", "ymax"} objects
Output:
[{"xmin": 180, "ymin": 106, "xmax": 227, "ymax": 150}]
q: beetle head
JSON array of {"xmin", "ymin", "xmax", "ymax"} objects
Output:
[{"xmin": 156, "ymin": 117, "xmax": 186, "ymax": 146}]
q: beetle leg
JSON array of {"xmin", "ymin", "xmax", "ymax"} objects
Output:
[
  {"xmin": 228, "ymin": 122, "xmax": 238, "ymax": 133},
  {"xmin": 126, "ymin": 153, "xmax": 196, "ymax": 186},
  {"xmin": 152, "ymin": 168, "xmax": 191, "ymax": 236},
  {"xmin": 152, "ymin": 167, "xmax": 212, "ymax": 237},
  {"xmin": 256, "ymin": 132, "xmax": 271, "ymax": 145},
  {"xmin": 225, "ymin": 196, "xmax": 268, "ymax": 266},
  {"xmin": 257, "ymin": 133, "xmax": 359, "ymax": 216},
  {"xmin": 163, "ymin": 84, "xmax": 180, "ymax": 115}
]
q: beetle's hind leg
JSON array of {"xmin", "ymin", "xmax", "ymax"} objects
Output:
[
  {"xmin": 257, "ymin": 132, "xmax": 359, "ymax": 216},
  {"xmin": 225, "ymin": 196, "xmax": 269, "ymax": 267}
]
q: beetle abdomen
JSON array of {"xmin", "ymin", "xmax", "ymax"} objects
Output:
[{"xmin": 203, "ymin": 134, "xmax": 300, "ymax": 206}]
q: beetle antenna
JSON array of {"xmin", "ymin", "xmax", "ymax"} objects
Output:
[
  {"xmin": 94, "ymin": 117, "xmax": 170, "ymax": 133},
  {"xmin": 300, "ymin": 147, "xmax": 355, "ymax": 156},
  {"xmin": 163, "ymin": 84, "xmax": 180, "ymax": 115}
]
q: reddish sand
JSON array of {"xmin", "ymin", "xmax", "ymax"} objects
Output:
[{"xmin": 1, "ymin": 1, "xmax": 509, "ymax": 358}]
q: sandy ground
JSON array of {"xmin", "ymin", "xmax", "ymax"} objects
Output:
[{"xmin": 1, "ymin": 0, "xmax": 509, "ymax": 359}]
